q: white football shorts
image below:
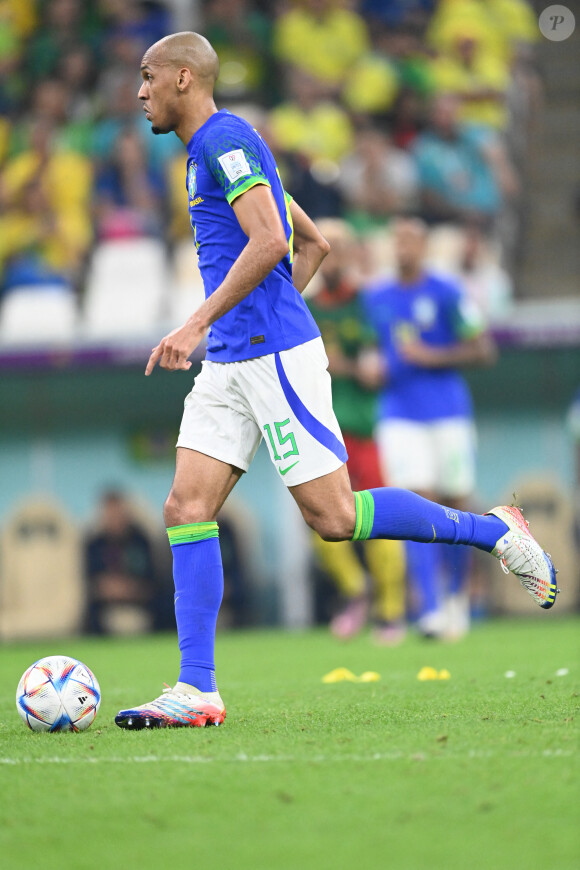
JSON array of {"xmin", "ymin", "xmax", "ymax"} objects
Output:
[
  {"xmin": 177, "ymin": 337, "xmax": 347, "ymax": 487},
  {"xmin": 376, "ymin": 417, "xmax": 477, "ymax": 498}
]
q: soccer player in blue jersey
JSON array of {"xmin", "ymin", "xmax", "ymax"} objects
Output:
[
  {"xmin": 115, "ymin": 33, "xmax": 559, "ymax": 730},
  {"xmin": 365, "ymin": 217, "xmax": 495, "ymax": 639}
]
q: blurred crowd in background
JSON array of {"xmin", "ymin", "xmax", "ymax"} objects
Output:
[
  {"xmin": 0, "ymin": 0, "xmax": 544, "ymax": 319},
  {"xmin": 1, "ymin": 0, "xmax": 577, "ymax": 643}
]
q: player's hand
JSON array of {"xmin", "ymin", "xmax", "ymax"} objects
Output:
[
  {"xmin": 399, "ymin": 339, "xmax": 441, "ymax": 368},
  {"xmin": 356, "ymin": 348, "xmax": 385, "ymax": 389},
  {"xmin": 145, "ymin": 321, "xmax": 206, "ymax": 375}
]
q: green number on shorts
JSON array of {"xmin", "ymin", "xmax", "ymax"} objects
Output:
[
  {"xmin": 275, "ymin": 419, "xmax": 299, "ymax": 458},
  {"xmin": 263, "ymin": 419, "xmax": 299, "ymax": 461},
  {"xmin": 263, "ymin": 423, "xmax": 281, "ymax": 460}
]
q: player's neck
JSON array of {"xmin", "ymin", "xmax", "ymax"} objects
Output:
[
  {"xmin": 398, "ymin": 266, "xmax": 423, "ymax": 285},
  {"xmin": 175, "ymin": 96, "xmax": 219, "ymax": 146}
]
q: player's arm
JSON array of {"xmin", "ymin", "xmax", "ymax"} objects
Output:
[
  {"xmin": 401, "ymin": 332, "xmax": 497, "ymax": 369},
  {"xmin": 145, "ymin": 184, "xmax": 289, "ymax": 375},
  {"xmin": 401, "ymin": 293, "xmax": 497, "ymax": 369},
  {"xmin": 289, "ymin": 198, "xmax": 331, "ymax": 294}
]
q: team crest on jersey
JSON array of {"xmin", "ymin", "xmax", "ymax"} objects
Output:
[
  {"xmin": 188, "ymin": 163, "xmax": 197, "ymax": 201},
  {"xmin": 413, "ymin": 296, "xmax": 437, "ymax": 328}
]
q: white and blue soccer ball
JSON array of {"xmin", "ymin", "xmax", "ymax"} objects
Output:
[{"xmin": 16, "ymin": 655, "xmax": 101, "ymax": 732}]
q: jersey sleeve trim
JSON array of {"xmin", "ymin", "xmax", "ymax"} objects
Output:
[
  {"xmin": 456, "ymin": 321, "xmax": 485, "ymax": 340},
  {"xmin": 453, "ymin": 295, "xmax": 487, "ymax": 340},
  {"xmin": 226, "ymin": 176, "xmax": 271, "ymax": 205}
]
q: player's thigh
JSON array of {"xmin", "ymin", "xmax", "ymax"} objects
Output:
[
  {"xmin": 237, "ymin": 338, "xmax": 346, "ymax": 488},
  {"xmin": 177, "ymin": 359, "xmax": 263, "ymax": 474},
  {"xmin": 433, "ymin": 418, "xmax": 477, "ymax": 498},
  {"xmin": 375, "ymin": 418, "xmax": 437, "ymax": 491}
]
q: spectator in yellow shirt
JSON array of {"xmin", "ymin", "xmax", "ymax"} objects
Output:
[
  {"xmin": 427, "ymin": 0, "xmax": 508, "ymax": 63},
  {"xmin": 428, "ymin": 0, "xmax": 537, "ymax": 65},
  {"xmin": 269, "ymin": 66, "xmax": 354, "ymax": 163},
  {"xmin": 0, "ymin": 119, "xmax": 92, "ymax": 286},
  {"xmin": 429, "ymin": 31, "xmax": 510, "ymax": 130},
  {"xmin": 0, "ymin": 179, "xmax": 87, "ymax": 287},
  {"xmin": 273, "ymin": 0, "xmax": 369, "ymax": 92}
]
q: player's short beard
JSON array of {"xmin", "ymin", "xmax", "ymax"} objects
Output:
[
  {"xmin": 152, "ymin": 120, "xmax": 175, "ymax": 135},
  {"xmin": 399, "ymin": 260, "xmax": 422, "ymax": 282}
]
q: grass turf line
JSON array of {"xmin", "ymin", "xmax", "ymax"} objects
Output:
[{"xmin": 0, "ymin": 618, "xmax": 577, "ymax": 870}]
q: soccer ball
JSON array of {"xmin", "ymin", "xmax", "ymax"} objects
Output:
[{"xmin": 16, "ymin": 655, "xmax": 101, "ymax": 732}]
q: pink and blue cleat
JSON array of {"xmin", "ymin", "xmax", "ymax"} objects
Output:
[{"xmin": 115, "ymin": 682, "xmax": 226, "ymax": 730}]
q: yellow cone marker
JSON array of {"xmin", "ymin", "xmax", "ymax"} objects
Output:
[
  {"xmin": 322, "ymin": 667, "xmax": 358, "ymax": 683},
  {"xmin": 358, "ymin": 671, "xmax": 381, "ymax": 682},
  {"xmin": 438, "ymin": 669, "xmax": 451, "ymax": 680},
  {"xmin": 417, "ymin": 666, "xmax": 439, "ymax": 681}
]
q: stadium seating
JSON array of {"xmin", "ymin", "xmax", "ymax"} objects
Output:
[
  {"xmin": 167, "ymin": 239, "xmax": 206, "ymax": 328},
  {"xmin": 0, "ymin": 284, "xmax": 78, "ymax": 346},
  {"xmin": 82, "ymin": 239, "xmax": 168, "ymax": 340}
]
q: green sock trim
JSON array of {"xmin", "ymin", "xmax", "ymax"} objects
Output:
[
  {"xmin": 352, "ymin": 491, "xmax": 375, "ymax": 541},
  {"xmin": 166, "ymin": 521, "xmax": 219, "ymax": 546}
]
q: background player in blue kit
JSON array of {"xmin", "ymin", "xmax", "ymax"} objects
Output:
[
  {"xmin": 115, "ymin": 32, "xmax": 559, "ymax": 730},
  {"xmin": 365, "ymin": 217, "xmax": 496, "ymax": 639}
]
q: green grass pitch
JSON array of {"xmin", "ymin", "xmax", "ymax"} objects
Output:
[{"xmin": 0, "ymin": 618, "xmax": 577, "ymax": 870}]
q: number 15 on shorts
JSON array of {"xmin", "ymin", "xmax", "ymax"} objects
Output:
[{"xmin": 263, "ymin": 419, "xmax": 300, "ymax": 476}]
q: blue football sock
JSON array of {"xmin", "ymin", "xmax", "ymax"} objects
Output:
[
  {"xmin": 442, "ymin": 543, "xmax": 472, "ymax": 595},
  {"xmin": 167, "ymin": 522, "xmax": 224, "ymax": 693},
  {"xmin": 405, "ymin": 540, "xmax": 442, "ymax": 618},
  {"xmin": 352, "ymin": 488, "xmax": 508, "ymax": 553}
]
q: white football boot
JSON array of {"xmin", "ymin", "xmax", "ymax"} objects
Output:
[
  {"xmin": 115, "ymin": 682, "xmax": 225, "ymax": 729},
  {"xmin": 486, "ymin": 505, "xmax": 559, "ymax": 609}
]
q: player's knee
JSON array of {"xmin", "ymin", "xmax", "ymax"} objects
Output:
[
  {"xmin": 163, "ymin": 489, "xmax": 213, "ymax": 527},
  {"xmin": 303, "ymin": 503, "xmax": 356, "ymax": 542}
]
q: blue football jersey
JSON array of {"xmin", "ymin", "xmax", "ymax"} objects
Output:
[
  {"xmin": 185, "ymin": 109, "xmax": 320, "ymax": 361},
  {"xmin": 363, "ymin": 272, "xmax": 484, "ymax": 421}
]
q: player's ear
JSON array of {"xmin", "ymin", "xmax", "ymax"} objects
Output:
[{"xmin": 177, "ymin": 67, "xmax": 192, "ymax": 91}]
